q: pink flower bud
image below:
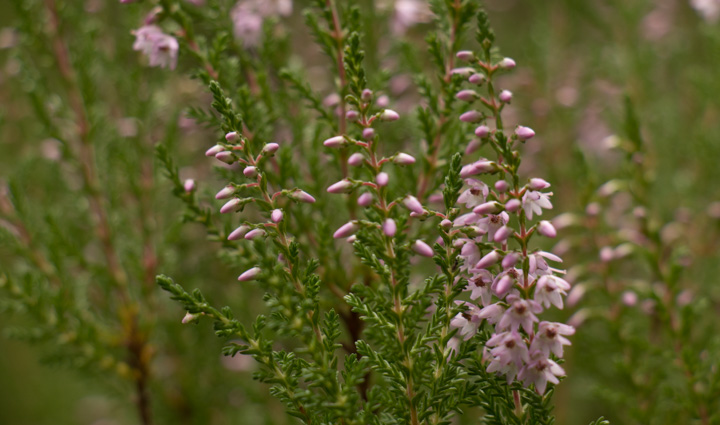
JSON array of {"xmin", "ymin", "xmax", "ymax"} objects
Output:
[
  {"xmin": 220, "ymin": 198, "xmax": 241, "ymax": 214},
  {"xmin": 271, "ymin": 209, "xmax": 283, "ymax": 223},
  {"xmin": 440, "ymin": 219, "xmax": 452, "ymax": 229},
  {"xmin": 501, "ymin": 252, "xmax": 520, "ymax": 269},
  {"xmin": 599, "ymin": 246, "xmax": 614, "ymax": 263},
  {"xmin": 376, "ymin": 172, "xmax": 389, "ymax": 187},
  {"xmin": 243, "ymin": 166, "xmax": 258, "ymax": 178},
  {"xmin": 348, "ymin": 152, "xmax": 365, "ymax": 167},
  {"xmin": 456, "ymin": 50, "xmax": 475, "ymax": 61},
  {"xmin": 393, "ymin": 153, "xmax": 416, "ymax": 165},
  {"xmin": 216, "ymin": 185, "xmax": 235, "ymax": 199},
  {"xmin": 262, "ymin": 143, "xmax": 279, "ymax": 155},
  {"xmin": 205, "ymin": 145, "xmax": 224, "ymax": 156},
  {"xmin": 334, "ymin": 222, "xmax": 358, "ymax": 239},
  {"xmin": 346, "ymin": 235, "xmax": 357, "ymax": 244},
  {"xmin": 495, "ymin": 180, "xmax": 509, "ymax": 193},
  {"xmin": 493, "ymin": 226, "xmax": 512, "ymax": 242},
  {"xmin": 182, "ymin": 312, "xmax": 200, "ymax": 324},
  {"xmin": 346, "ymin": 110, "xmax": 359, "ymax": 121},
  {"xmin": 537, "ymin": 220, "xmax": 557, "ymax": 238},
  {"xmin": 403, "ymin": 196, "xmax": 424, "ymax": 214},
  {"xmin": 184, "ymin": 179, "xmax": 196, "ymax": 193},
  {"xmin": 451, "ymin": 67, "xmax": 474, "ymax": 76},
  {"xmin": 362, "ymin": 128, "xmax": 375, "ymax": 140},
  {"xmin": 494, "ymin": 274, "xmax": 513, "ymax": 297},
  {"xmin": 228, "ymin": 225, "xmax": 250, "ymax": 240},
  {"xmin": 245, "ymin": 228, "xmax": 265, "ymax": 240},
  {"xmin": 622, "ymin": 291, "xmax": 638, "ymax": 307},
  {"xmin": 361, "ymin": 88, "xmax": 373, "ymax": 102},
  {"xmin": 465, "ymin": 139, "xmax": 481, "ymax": 155},
  {"xmin": 475, "ymin": 250, "xmax": 500, "ymax": 269},
  {"xmin": 323, "ymin": 135, "xmax": 346, "ymax": 148},
  {"xmin": 376, "ymin": 95, "xmax": 390, "ymax": 108},
  {"xmin": 412, "ymin": 240, "xmax": 434, "ymax": 257},
  {"xmin": 383, "ymin": 218, "xmax": 397, "ymax": 237},
  {"xmin": 238, "ymin": 267, "xmax": 261, "ymax": 282},
  {"xmin": 358, "ymin": 192, "xmax": 373, "ymax": 207},
  {"xmin": 380, "ymin": 109, "xmax": 400, "ymax": 121},
  {"xmin": 473, "ymin": 201, "xmax": 499, "ymax": 215},
  {"xmin": 327, "ymin": 179, "xmax": 354, "ymax": 194},
  {"xmin": 456, "ymin": 90, "xmax": 478, "ymax": 102},
  {"xmin": 529, "ymin": 177, "xmax": 550, "ymax": 190},
  {"xmin": 505, "ymin": 199, "xmax": 521, "ymax": 212},
  {"xmin": 475, "ymin": 125, "xmax": 490, "ymax": 138},
  {"xmin": 515, "ymin": 126, "xmax": 535, "ymax": 141},
  {"xmin": 215, "ymin": 151, "xmax": 235, "ymax": 164},
  {"xmin": 499, "ymin": 57, "xmax": 516, "ymax": 69},
  {"xmin": 460, "ymin": 110, "xmax": 483, "ymax": 123},
  {"xmin": 498, "ymin": 90, "xmax": 513, "ymax": 103},
  {"xmin": 469, "ymin": 73, "xmax": 486, "ymax": 84},
  {"xmin": 225, "ymin": 131, "xmax": 240, "ymax": 142},
  {"xmin": 289, "ymin": 189, "xmax": 316, "ymax": 203}
]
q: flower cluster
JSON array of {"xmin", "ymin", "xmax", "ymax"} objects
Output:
[{"xmin": 447, "ymin": 47, "xmax": 575, "ymax": 394}]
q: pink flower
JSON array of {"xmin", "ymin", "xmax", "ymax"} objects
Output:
[
  {"xmin": 518, "ymin": 352, "xmax": 566, "ymax": 394},
  {"xmin": 521, "ymin": 190, "xmax": 553, "ymax": 220},
  {"xmin": 467, "ymin": 270, "xmax": 493, "ymax": 305},
  {"xmin": 457, "ymin": 179, "xmax": 489, "ymax": 208},
  {"xmin": 530, "ymin": 321, "xmax": 575, "ymax": 357},
  {"xmin": 498, "ymin": 295, "xmax": 542, "ymax": 334},
  {"xmin": 231, "ymin": 0, "xmax": 292, "ymax": 48},
  {"xmin": 238, "ymin": 267, "xmax": 262, "ymax": 282},
  {"xmin": 450, "ymin": 302, "xmax": 482, "ymax": 340},
  {"xmin": 412, "ymin": 240, "xmax": 434, "ymax": 257},
  {"xmin": 487, "ymin": 331, "xmax": 529, "ymax": 368},
  {"xmin": 334, "ymin": 222, "xmax": 358, "ymax": 239},
  {"xmin": 132, "ymin": 25, "xmax": 179, "ymax": 70},
  {"xmin": 383, "ymin": 218, "xmax": 397, "ymax": 237},
  {"xmin": 534, "ymin": 275, "xmax": 570, "ymax": 309}
]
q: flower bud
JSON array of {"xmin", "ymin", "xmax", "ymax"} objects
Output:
[
  {"xmin": 327, "ymin": 179, "xmax": 354, "ymax": 194},
  {"xmin": 505, "ymin": 199, "xmax": 521, "ymax": 212},
  {"xmin": 262, "ymin": 143, "xmax": 279, "ymax": 155},
  {"xmin": 494, "ymin": 180, "xmax": 509, "ymax": 193},
  {"xmin": 473, "ymin": 201, "xmax": 500, "ymax": 215},
  {"xmin": 346, "ymin": 235, "xmax": 357, "ymax": 244},
  {"xmin": 205, "ymin": 145, "xmax": 224, "ymax": 157},
  {"xmin": 376, "ymin": 95, "xmax": 390, "ymax": 108},
  {"xmin": 493, "ymin": 226, "xmax": 512, "ymax": 242},
  {"xmin": 456, "ymin": 50, "xmax": 475, "ymax": 61},
  {"xmin": 215, "ymin": 185, "xmax": 235, "ymax": 200},
  {"xmin": 537, "ymin": 220, "xmax": 557, "ymax": 238},
  {"xmin": 271, "ymin": 209, "xmax": 283, "ymax": 223},
  {"xmin": 220, "ymin": 198, "xmax": 242, "ymax": 214},
  {"xmin": 243, "ymin": 166, "xmax": 258, "ymax": 178},
  {"xmin": 498, "ymin": 90, "xmax": 513, "ymax": 103},
  {"xmin": 184, "ymin": 179, "xmax": 195, "ymax": 193},
  {"xmin": 348, "ymin": 152, "xmax": 365, "ymax": 167},
  {"xmin": 456, "ymin": 89, "xmax": 479, "ymax": 102},
  {"xmin": 412, "ymin": 240, "xmax": 434, "ymax": 257},
  {"xmin": 475, "ymin": 125, "xmax": 490, "ymax": 138},
  {"xmin": 515, "ymin": 126, "xmax": 535, "ymax": 141},
  {"xmin": 245, "ymin": 228, "xmax": 265, "ymax": 240},
  {"xmin": 362, "ymin": 128, "xmax": 375, "ymax": 140},
  {"xmin": 529, "ymin": 177, "xmax": 550, "ymax": 190},
  {"xmin": 358, "ymin": 192, "xmax": 373, "ymax": 207},
  {"xmin": 376, "ymin": 172, "xmax": 389, "ymax": 187},
  {"xmin": 469, "ymin": 73, "xmax": 486, "ymax": 85},
  {"xmin": 361, "ymin": 88, "xmax": 373, "ymax": 102},
  {"xmin": 465, "ymin": 139, "xmax": 481, "ymax": 155},
  {"xmin": 475, "ymin": 250, "xmax": 501, "ymax": 269},
  {"xmin": 459, "ymin": 110, "xmax": 483, "ymax": 123},
  {"xmin": 182, "ymin": 312, "xmax": 200, "ymax": 324},
  {"xmin": 440, "ymin": 219, "xmax": 452, "ymax": 229},
  {"xmin": 380, "ymin": 109, "xmax": 400, "ymax": 121},
  {"xmin": 323, "ymin": 135, "xmax": 347, "ymax": 148},
  {"xmin": 289, "ymin": 189, "xmax": 316, "ymax": 203},
  {"xmin": 403, "ymin": 196, "xmax": 424, "ymax": 214},
  {"xmin": 228, "ymin": 225, "xmax": 250, "ymax": 241},
  {"xmin": 238, "ymin": 267, "xmax": 261, "ymax": 282},
  {"xmin": 393, "ymin": 153, "xmax": 416, "ymax": 165},
  {"xmin": 346, "ymin": 110, "xmax": 359, "ymax": 121},
  {"xmin": 215, "ymin": 151, "xmax": 235, "ymax": 164},
  {"xmin": 334, "ymin": 222, "xmax": 358, "ymax": 239},
  {"xmin": 494, "ymin": 274, "xmax": 513, "ymax": 297},
  {"xmin": 383, "ymin": 218, "xmax": 397, "ymax": 237},
  {"xmin": 225, "ymin": 131, "xmax": 240, "ymax": 142},
  {"xmin": 501, "ymin": 252, "xmax": 520, "ymax": 269},
  {"xmin": 451, "ymin": 67, "xmax": 474, "ymax": 76},
  {"xmin": 499, "ymin": 57, "xmax": 516, "ymax": 69}
]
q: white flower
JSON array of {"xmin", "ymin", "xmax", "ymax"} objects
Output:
[
  {"xmin": 522, "ymin": 190, "xmax": 553, "ymax": 220},
  {"xmin": 534, "ymin": 275, "xmax": 571, "ymax": 309}
]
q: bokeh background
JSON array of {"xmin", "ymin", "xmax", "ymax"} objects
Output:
[{"xmin": 2, "ymin": 0, "xmax": 719, "ymax": 424}]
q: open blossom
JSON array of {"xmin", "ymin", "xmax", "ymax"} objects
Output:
[
  {"xmin": 530, "ymin": 321, "xmax": 575, "ymax": 357},
  {"xmin": 522, "ymin": 190, "xmax": 553, "ymax": 220},
  {"xmin": 498, "ymin": 294, "xmax": 542, "ymax": 334},
  {"xmin": 457, "ymin": 179, "xmax": 489, "ymax": 208},
  {"xmin": 231, "ymin": 0, "xmax": 292, "ymax": 47},
  {"xmin": 132, "ymin": 25, "xmax": 179, "ymax": 70},
  {"xmin": 518, "ymin": 352, "xmax": 566, "ymax": 395}
]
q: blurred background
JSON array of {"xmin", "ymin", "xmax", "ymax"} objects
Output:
[{"xmin": 2, "ymin": 0, "xmax": 719, "ymax": 424}]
